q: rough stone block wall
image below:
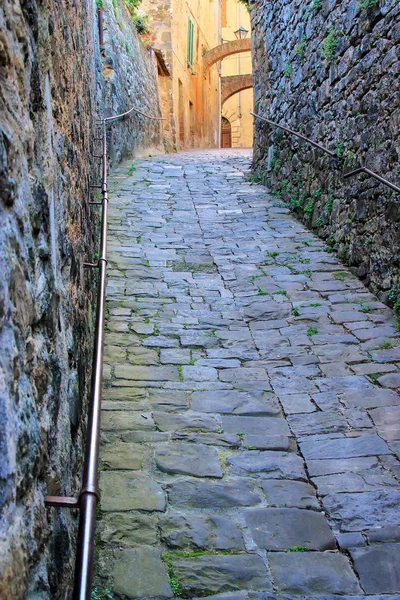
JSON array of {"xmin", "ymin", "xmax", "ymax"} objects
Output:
[
  {"xmin": 99, "ymin": 0, "xmax": 164, "ymax": 162},
  {"xmin": 251, "ymin": 0, "xmax": 400, "ymax": 303},
  {"xmin": 0, "ymin": 0, "xmax": 162, "ymax": 598}
]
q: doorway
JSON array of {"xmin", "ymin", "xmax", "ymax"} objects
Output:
[{"xmin": 221, "ymin": 117, "xmax": 232, "ymax": 148}]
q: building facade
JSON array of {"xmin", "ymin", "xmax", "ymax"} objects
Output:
[
  {"xmin": 221, "ymin": 0, "xmax": 253, "ymax": 148},
  {"xmin": 141, "ymin": 0, "xmax": 222, "ymax": 150}
]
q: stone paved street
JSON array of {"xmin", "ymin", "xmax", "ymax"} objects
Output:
[{"xmin": 96, "ymin": 150, "xmax": 400, "ymax": 599}]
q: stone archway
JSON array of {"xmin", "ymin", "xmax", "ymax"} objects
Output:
[
  {"xmin": 221, "ymin": 74, "xmax": 253, "ymax": 105},
  {"xmin": 203, "ymin": 38, "xmax": 252, "ymax": 72}
]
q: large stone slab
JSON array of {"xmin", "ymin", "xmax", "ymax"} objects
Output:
[
  {"xmin": 307, "ymin": 456, "xmax": 379, "ymax": 477},
  {"xmin": 300, "ymin": 434, "xmax": 392, "ymax": 460},
  {"xmin": 101, "ymin": 411, "xmax": 155, "ymax": 431},
  {"xmin": 167, "ymin": 478, "xmax": 262, "ymax": 508},
  {"xmin": 246, "ymin": 508, "xmax": 335, "ymax": 551},
  {"xmin": 288, "ymin": 412, "xmax": 348, "ymax": 437},
  {"xmin": 113, "ymin": 547, "xmax": 172, "ymax": 598},
  {"xmin": 114, "ymin": 364, "xmax": 179, "ymax": 380},
  {"xmin": 350, "ymin": 543, "xmax": 400, "ymax": 594},
  {"xmin": 160, "ymin": 513, "xmax": 244, "ymax": 551},
  {"xmin": 190, "ymin": 390, "xmax": 281, "ymax": 416},
  {"xmin": 99, "ymin": 472, "xmax": 166, "ymax": 512},
  {"xmin": 171, "ymin": 554, "xmax": 271, "ymax": 596},
  {"xmin": 101, "ymin": 442, "xmax": 143, "ymax": 470},
  {"xmin": 221, "ymin": 416, "xmax": 290, "ymax": 435},
  {"xmin": 268, "ymin": 552, "xmax": 361, "ymax": 595},
  {"xmin": 369, "ymin": 406, "xmax": 400, "ymax": 441},
  {"xmin": 155, "ymin": 443, "xmax": 222, "ymax": 478},
  {"xmin": 261, "ymin": 480, "xmax": 319, "ymax": 509},
  {"xmin": 100, "ymin": 513, "xmax": 158, "ymax": 546},
  {"xmin": 323, "ymin": 490, "xmax": 400, "ymax": 532},
  {"xmin": 312, "ymin": 470, "xmax": 398, "ymax": 496},
  {"xmin": 153, "ymin": 411, "xmax": 219, "ymax": 432},
  {"xmin": 341, "ymin": 388, "xmax": 400, "ymax": 409},
  {"xmin": 227, "ymin": 451, "xmax": 306, "ymax": 480}
]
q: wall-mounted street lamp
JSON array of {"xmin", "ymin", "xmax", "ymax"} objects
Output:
[{"xmin": 234, "ymin": 26, "xmax": 249, "ymax": 39}]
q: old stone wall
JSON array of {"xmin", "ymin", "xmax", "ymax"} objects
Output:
[
  {"xmin": 0, "ymin": 0, "xmax": 162, "ymax": 598},
  {"xmin": 98, "ymin": 0, "xmax": 163, "ymax": 162},
  {"xmin": 251, "ymin": 0, "xmax": 400, "ymax": 303}
]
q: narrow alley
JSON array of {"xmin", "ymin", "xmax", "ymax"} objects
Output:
[{"xmin": 96, "ymin": 149, "xmax": 400, "ymax": 599}]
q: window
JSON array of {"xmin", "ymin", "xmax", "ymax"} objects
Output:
[{"xmin": 187, "ymin": 18, "xmax": 195, "ymax": 68}]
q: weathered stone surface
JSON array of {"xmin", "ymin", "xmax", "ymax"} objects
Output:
[
  {"xmin": 268, "ymin": 552, "xmax": 361, "ymax": 595},
  {"xmin": 171, "ymin": 554, "xmax": 271, "ymax": 595},
  {"xmin": 227, "ymin": 451, "xmax": 306, "ymax": 480},
  {"xmin": 341, "ymin": 388, "xmax": 400, "ymax": 409},
  {"xmin": 243, "ymin": 434, "xmax": 290, "ymax": 451},
  {"xmin": 102, "ymin": 442, "xmax": 143, "ymax": 470},
  {"xmin": 99, "ymin": 472, "xmax": 166, "ymax": 512},
  {"xmin": 307, "ymin": 457, "xmax": 379, "ymax": 477},
  {"xmin": 97, "ymin": 150, "xmax": 400, "ymax": 599},
  {"xmin": 113, "ymin": 548, "xmax": 172, "ymax": 598},
  {"xmin": 323, "ymin": 490, "xmax": 400, "ymax": 532},
  {"xmin": 100, "ymin": 513, "xmax": 158, "ymax": 546},
  {"xmin": 155, "ymin": 443, "xmax": 223, "ymax": 478},
  {"xmin": 167, "ymin": 478, "xmax": 262, "ymax": 508},
  {"xmin": 114, "ymin": 364, "xmax": 179, "ymax": 381},
  {"xmin": 222, "ymin": 416, "xmax": 290, "ymax": 435},
  {"xmin": 261, "ymin": 480, "xmax": 319, "ymax": 510},
  {"xmin": 159, "ymin": 513, "xmax": 244, "ymax": 550},
  {"xmin": 288, "ymin": 412, "xmax": 348, "ymax": 437},
  {"xmin": 191, "ymin": 390, "xmax": 281, "ymax": 416},
  {"xmin": 300, "ymin": 434, "xmax": 392, "ymax": 460},
  {"xmin": 246, "ymin": 508, "xmax": 335, "ymax": 551},
  {"xmin": 350, "ymin": 544, "xmax": 400, "ymax": 594},
  {"xmin": 369, "ymin": 406, "xmax": 400, "ymax": 441},
  {"xmin": 312, "ymin": 470, "xmax": 398, "ymax": 496},
  {"xmin": 101, "ymin": 411, "xmax": 155, "ymax": 431},
  {"xmin": 153, "ymin": 411, "xmax": 219, "ymax": 432}
]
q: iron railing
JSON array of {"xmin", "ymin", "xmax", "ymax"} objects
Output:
[
  {"xmin": 251, "ymin": 112, "xmax": 400, "ymax": 194},
  {"xmin": 45, "ymin": 105, "xmax": 164, "ymax": 600}
]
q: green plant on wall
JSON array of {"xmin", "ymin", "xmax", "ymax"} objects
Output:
[
  {"xmin": 124, "ymin": 0, "xmax": 142, "ymax": 11},
  {"xmin": 303, "ymin": 200, "xmax": 315, "ymax": 220},
  {"xmin": 132, "ymin": 14, "xmax": 151, "ymax": 34},
  {"xmin": 357, "ymin": 0, "xmax": 379, "ymax": 9},
  {"xmin": 310, "ymin": 0, "xmax": 322, "ymax": 11},
  {"xmin": 294, "ymin": 35, "xmax": 307, "ymax": 59},
  {"xmin": 322, "ymin": 26, "xmax": 339, "ymax": 64},
  {"xmin": 283, "ymin": 62, "xmax": 293, "ymax": 77}
]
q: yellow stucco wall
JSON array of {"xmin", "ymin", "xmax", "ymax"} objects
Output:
[
  {"xmin": 141, "ymin": 0, "xmax": 221, "ymax": 150},
  {"xmin": 221, "ymin": 0, "xmax": 253, "ymax": 148}
]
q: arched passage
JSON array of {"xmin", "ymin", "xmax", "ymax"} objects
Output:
[
  {"xmin": 203, "ymin": 38, "xmax": 252, "ymax": 72},
  {"xmin": 221, "ymin": 117, "xmax": 232, "ymax": 148},
  {"xmin": 222, "ymin": 74, "xmax": 253, "ymax": 105}
]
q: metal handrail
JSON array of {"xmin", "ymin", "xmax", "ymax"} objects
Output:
[
  {"xmin": 343, "ymin": 166, "xmax": 400, "ymax": 194},
  {"xmin": 250, "ymin": 112, "xmax": 336, "ymax": 158},
  {"xmin": 45, "ymin": 104, "xmax": 164, "ymax": 600},
  {"xmin": 251, "ymin": 112, "xmax": 400, "ymax": 194},
  {"xmin": 104, "ymin": 105, "xmax": 166, "ymax": 123}
]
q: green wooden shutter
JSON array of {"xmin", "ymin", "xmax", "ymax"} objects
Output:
[{"xmin": 187, "ymin": 18, "xmax": 194, "ymax": 67}]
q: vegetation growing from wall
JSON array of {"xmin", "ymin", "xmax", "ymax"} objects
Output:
[{"xmin": 251, "ymin": 0, "xmax": 400, "ymax": 301}]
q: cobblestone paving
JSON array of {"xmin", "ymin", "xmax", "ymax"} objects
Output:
[{"xmin": 96, "ymin": 150, "xmax": 400, "ymax": 599}]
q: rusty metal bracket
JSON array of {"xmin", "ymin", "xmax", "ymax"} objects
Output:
[
  {"xmin": 83, "ymin": 262, "xmax": 100, "ymax": 269},
  {"xmin": 45, "ymin": 496, "xmax": 79, "ymax": 508}
]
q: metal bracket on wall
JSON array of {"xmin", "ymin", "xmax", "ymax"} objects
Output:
[{"xmin": 45, "ymin": 496, "xmax": 79, "ymax": 509}]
